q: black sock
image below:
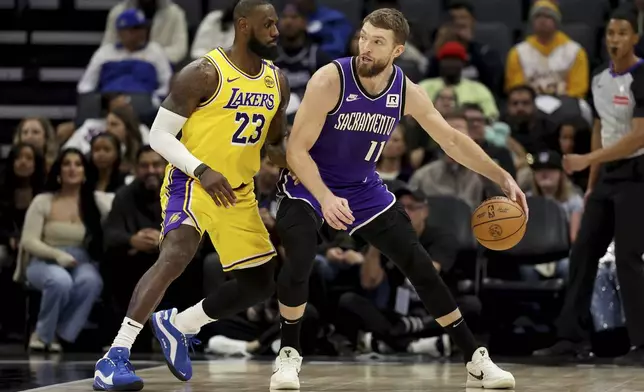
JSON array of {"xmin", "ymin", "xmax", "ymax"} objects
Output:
[
  {"xmin": 444, "ymin": 317, "xmax": 477, "ymax": 364},
  {"xmin": 280, "ymin": 315, "xmax": 303, "ymax": 354}
]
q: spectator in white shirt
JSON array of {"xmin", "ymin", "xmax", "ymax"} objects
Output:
[
  {"xmin": 102, "ymin": 0, "xmax": 188, "ymax": 64},
  {"xmin": 78, "ymin": 9, "xmax": 172, "ymax": 107},
  {"xmin": 191, "ymin": 5, "xmax": 236, "ymax": 59}
]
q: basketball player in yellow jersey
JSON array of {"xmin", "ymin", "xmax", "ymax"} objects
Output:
[{"xmin": 93, "ymin": 1, "xmax": 290, "ymax": 390}]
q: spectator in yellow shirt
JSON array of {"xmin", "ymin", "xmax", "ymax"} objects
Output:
[{"xmin": 505, "ymin": 0, "xmax": 589, "ymax": 98}]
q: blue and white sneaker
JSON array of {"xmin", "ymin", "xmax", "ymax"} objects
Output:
[
  {"xmin": 93, "ymin": 347, "xmax": 143, "ymax": 391},
  {"xmin": 150, "ymin": 308, "xmax": 200, "ymax": 381}
]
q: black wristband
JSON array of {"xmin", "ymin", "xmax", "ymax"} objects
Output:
[{"xmin": 193, "ymin": 163, "xmax": 208, "ymax": 179}]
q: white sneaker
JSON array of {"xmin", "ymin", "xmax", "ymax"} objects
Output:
[
  {"xmin": 270, "ymin": 347, "xmax": 302, "ymax": 390},
  {"xmin": 465, "ymin": 347, "xmax": 515, "ymax": 389},
  {"xmin": 206, "ymin": 335, "xmax": 250, "ymax": 356}
]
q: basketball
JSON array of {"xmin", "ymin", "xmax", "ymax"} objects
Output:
[{"xmin": 471, "ymin": 196, "xmax": 527, "ymax": 251}]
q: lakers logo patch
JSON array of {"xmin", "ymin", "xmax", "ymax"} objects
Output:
[
  {"xmin": 264, "ymin": 75, "xmax": 275, "ymax": 88},
  {"xmin": 169, "ymin": 212, "xmax": 182, "ymax": 224}
]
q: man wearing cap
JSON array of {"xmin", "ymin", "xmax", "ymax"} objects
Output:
[
  {"xmin": 102, "ymin": 0, "xmax": 188, "ymax": 64},
  {"xmin": 78, "ymin": 8, "xmax": 172, "ymax": 107},
  {"xmin": 505, "ymin": 0, "xmax": 589, "ymax": 98},
  {"xmin": 419, "ymin": 41, "xmax": 499, "ymax": 120},
  {"xmin": 343, "ymin": 181, "xmax": 481, "ymax": 356}
]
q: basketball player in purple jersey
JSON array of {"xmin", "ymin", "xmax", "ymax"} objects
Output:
[{"xmin": 270, "ymin": 8, "xmax": 525, "ymax": 390}]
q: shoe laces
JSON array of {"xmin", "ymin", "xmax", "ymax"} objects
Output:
[
  {"xmin": 277, "ymin": 356, "xmax": 301, "ymax": 371},
  {"xmin": 113, "ymin": 356, "xmax": 135, "ymax": 375},
  {"xmin": 182, "ymin": 335, "xmax": 201, "ymax": 354}
]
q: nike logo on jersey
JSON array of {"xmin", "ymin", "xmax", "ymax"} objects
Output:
[
  {"xmin": 94, "ymin": 370, "xmax": 114, "ymax": 385},
  {"xmin": 469, "ymin": 371, "xmax": 484, "ymax": 381},
  {"xmin": 227, "ymin": 77, "xmax": 240, "ymax": 83},
  {"xmin": 346, "ymin": 94, "xmax": 360, "ymax": 102}
]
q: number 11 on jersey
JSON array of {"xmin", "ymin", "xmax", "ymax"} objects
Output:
[{"xmin": 364, "ymin": 141, "xmax": 386, "ymax": 162}]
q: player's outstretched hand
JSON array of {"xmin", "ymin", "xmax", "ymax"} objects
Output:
[
  {"xmin": 499, "ymin": 173, "xmax": 529, "ymax": 220},
  {"xmin": 200, "ymin": 167, "xmax": 237, "ymax": 207},
  {"xmin": 321, "ymin": 194, "xmax": 355, "ymax": 230}
]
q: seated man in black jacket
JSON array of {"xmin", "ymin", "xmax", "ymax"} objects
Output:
[
  {"xmin": 102, "ymin": 146, "xmax": 202, "ymax": 351},
  {"xmin": 336, "ymin": 186, "xmax": 482, "ymax": 357}
]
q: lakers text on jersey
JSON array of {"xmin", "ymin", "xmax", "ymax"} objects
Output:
[{"xmin": 161, "ymin": 47, "xmax": 282, "ymax": 271}]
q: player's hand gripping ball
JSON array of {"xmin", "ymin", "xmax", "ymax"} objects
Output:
[{"xmin": 471, "ymin": 196, "xmax": 527, "ymax": 251}]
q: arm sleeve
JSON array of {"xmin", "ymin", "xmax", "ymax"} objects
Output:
[
  {"xmin": 162, "ymin": 6, "xmax": 188, "ymax": 64},
  {"xmin": 103, "ymin": 190, "xmax": 134, "ymax": 252},
  {"xmin": 504, "ymin": 47, "xmax": 525, "ymax": 93},
  {"xmin": 77, "ymin": 47, "xmax": 106, "ymax": 94},
  {"xmin": 566, "ymin": 47, "xmax": 589, "ymax": 98},
  {"xmin": 149, "ymin": 107, "xmax": 204, "ymax": 176},
  {"xmin": 631, "ymin": 65, "xmax": 644, "ymax": 118},
  {"xmin": 20, "ymin": 195, "xmax": 69, "ymax": 261}
]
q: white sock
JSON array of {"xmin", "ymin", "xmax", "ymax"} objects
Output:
[
  {"xmin": 174, "ymin": 300, "xmax": 216, "ymax": 334},
  {"xmin": 111, "ymin": 317, "xmax": 143, "ymax": 351}
]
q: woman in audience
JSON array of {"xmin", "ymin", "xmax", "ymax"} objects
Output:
[
  {"xmin": 103, "ymin": 107, "xmax": 143, "ymax": 173},
  {"xmin": 20, "ymin": 149, "xmax": 112, "ymax": 352},
  {"xmin": 0, "ymin": 144, "xmax": 45, "ymax": 337},
  {"xmin": 376, "ymin": 124, "xmax": 414, "ymax": 182},
  {"xmin": 0, "ymin": 144, "xmax": 46, "ymax": 258},
  {"xmin": 13, "ymin": 118, "xmax": 58, "ymax": 172},
  {"xmin": 64, "ymin": 105, "xmax": 146, "ymax": 172},
  {"xmin": 88, "ymin": 133, "xmax": 127, "ymax": 192},
  {"xmin": 522, "ymin": 150, "xmax": 583, "ymax": 282}
]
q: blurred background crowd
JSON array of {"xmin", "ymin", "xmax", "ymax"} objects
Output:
[{"xmin": 0, "ymin": 0, "xmax": 639, "ymax": 360}]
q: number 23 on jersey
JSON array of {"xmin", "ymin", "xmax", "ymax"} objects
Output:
[{"xmin": 232, "ymin": 112, "xmax": 266, "ymax": 145}]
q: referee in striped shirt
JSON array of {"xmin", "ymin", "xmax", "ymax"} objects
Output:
[{"xmin": 536, "ymin": 9, "xmax": 644, "ymax": 363}]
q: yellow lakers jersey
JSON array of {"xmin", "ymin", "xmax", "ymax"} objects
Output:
[{"xmin": 181, "ymin": 47, "xmax": 282, "ymax": 188}]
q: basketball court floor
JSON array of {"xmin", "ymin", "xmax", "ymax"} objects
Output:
[{"xmin": 6, "ymin": 356, "xmax": 644, "ymax": 392}]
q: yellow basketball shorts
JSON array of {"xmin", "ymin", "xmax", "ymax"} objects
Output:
[{"xmin": 160, "ymin": 166, "xmax": 276, "ymax": 271}]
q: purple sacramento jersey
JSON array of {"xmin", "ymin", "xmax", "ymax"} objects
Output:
[{"xmin": 278, "ymin": 56, "xmax": 406, "ymax": 234}]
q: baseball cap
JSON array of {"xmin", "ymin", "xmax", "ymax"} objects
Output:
[
  {"xmin": 529, "ymin": 150, "xmax": 562, "ymax": 170},
  {"xmin": 437, "ymin": 41, "xmax": 468, "ymax": 61},
  {"xmin": 116, "ymin": 8, "xmax": 147, "ymax": 30},
  {"xmin": 393, "ymin": 186, "xmax": 427, "ymax": 204}
]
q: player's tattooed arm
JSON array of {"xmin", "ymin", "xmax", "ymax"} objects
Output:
[
  {"xmin": 161, "ymin": 58, "xmax": 220, "ymax": 117},
  {"xmin": 265, "ymin": 69, "xmax": 291, "ymax": 168}
]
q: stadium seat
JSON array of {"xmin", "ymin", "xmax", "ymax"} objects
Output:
[
  {"xmin": 399, "ymin": 0, "xmax": 441, "ymax": 34},
  {"xmin": 318, "ymin": 0, "xmax": 364, "ymax": 28},
  {"xmin": 560, "ymin": 23, "xmax": 597, "ymax": 62},
  {"xmin": 473, "ymin": 23, "xmax": 513, "ymax": 64},
  {"xmin": 472, "ymin": 0, "xmax": 522, "ymax": 31},
  {"xmin": 425, "ymin": 195, "xmax": 479, "ymax": 294},
  {"xmin": 558, "ymin": 0, "xmax": 610, "ymax": 28},
  {"xmin": 481, "ymin": 195, "xmax": 570, "ymax": 293}
]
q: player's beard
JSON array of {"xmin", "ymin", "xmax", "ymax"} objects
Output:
[
  {"xmin": 356, "ymin": 56, "xmax": 390, "ymax": 78},
  {"xmin": 248, "ymin": 32, "xmax": 279, "ymax": 60}
]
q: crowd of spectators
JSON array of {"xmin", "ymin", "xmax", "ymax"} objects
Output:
[{"xmin": 0, "ymin": 0, "xmax": 637, "ymax": 360}]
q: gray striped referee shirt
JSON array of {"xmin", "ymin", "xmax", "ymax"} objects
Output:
[{"xmin": 590, "ymin": 60, "xmax": 644, "ymax": 158}]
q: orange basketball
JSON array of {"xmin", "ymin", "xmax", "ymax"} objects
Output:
[{"xmin": 471, "ymin": 196, "xmax": 527, "ymax": 251}]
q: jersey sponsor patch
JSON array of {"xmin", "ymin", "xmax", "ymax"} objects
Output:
[{"xmin": 386, "ymin": 94, "xmax": 399, "ymax": 108}]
